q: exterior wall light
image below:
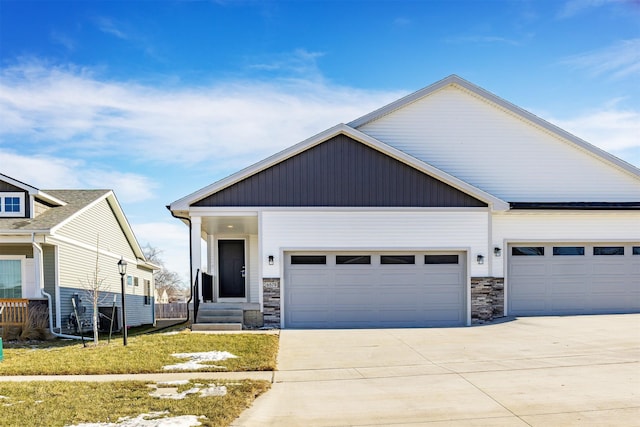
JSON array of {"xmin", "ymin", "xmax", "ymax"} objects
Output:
[
  {"xmin": 494, "ymin": 247, "xmax": 502, "ymax": 257},
  {"xmin": 476, "ymin": 254, "xmax": 485, "ymax": 265},
  {"xmin": 268, "ymin": 255, "xmax": 274, "ymax": 265}
]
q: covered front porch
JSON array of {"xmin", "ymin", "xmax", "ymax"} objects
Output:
[{"xmin": 190, "ymin": 212, "xmax": 263, "ymax": 329}]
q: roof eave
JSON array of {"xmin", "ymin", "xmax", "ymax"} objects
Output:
[{"xmin": 169, "ymin": 123, "xmax": 510, "ymax": 212}]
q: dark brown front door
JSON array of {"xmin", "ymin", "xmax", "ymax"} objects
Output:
[{"xmin": 218, "ymin": 240, "xmax": 245, "ymax": 298}]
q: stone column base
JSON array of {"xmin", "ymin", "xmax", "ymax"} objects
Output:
[{"xmin": 471, "ymin": 277, "xmax": 504, "ymax": 323}]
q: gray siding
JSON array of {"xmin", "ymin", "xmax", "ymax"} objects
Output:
[
  {"xmin": 193, "ymin": 134, "xmax": 487, "ymax": 208},
  {"xmin": 59, "ymin": 288, "xmax": 154, "ymax": 334}
]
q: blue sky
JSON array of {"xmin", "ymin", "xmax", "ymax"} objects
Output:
[{"xmin": 1, "ymin": 0, "xmax": 639, "ymax": 281}]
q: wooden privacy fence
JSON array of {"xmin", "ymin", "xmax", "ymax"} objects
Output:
[
  {"xmin": 155, "ymin": 303, "xmax": 188, "ymax": 319},
  {"xmin": 0, "ymin": 299, "xmax": 29, "ymax": 327}
]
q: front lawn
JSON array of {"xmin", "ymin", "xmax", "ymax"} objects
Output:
[
  {"xmin": 0, "ymin": 379, "xmax": 270, "ymax": 427},
  {"xmin": 0, "ymin": 330, "xmax": 279, "ymax": 375}
]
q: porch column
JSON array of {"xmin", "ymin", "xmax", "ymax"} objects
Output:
[{"xmin": 191, "ymin": 216, "xmax": 203, "ymax": 302}]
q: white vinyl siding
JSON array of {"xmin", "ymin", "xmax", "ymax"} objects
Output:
[
  {"xmin": 357, "ymin": 85, "xmax": 640, "ymax": 202},
  {"xmin": 261, "ymin": 210, "xmax": 488, "ymax": 277},
  {"xmin": 492, "ymin": 211, "xmax": 640, "ymax": 277},
  {"xmin": 249, "ymin": 234, "xmax": 259, "ymax": 303}
]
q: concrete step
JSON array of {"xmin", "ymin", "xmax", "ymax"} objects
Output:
[
  {"xmin": 197, "ymin": 314, "xmax": 243, "ymax": 323},
  {"xmin": 197, "ymin": 309, "xmax": 243, "ymax": 317},
  {"xmin": 192, "ymin": 323, "xmax": 243, "ymax": 331}
]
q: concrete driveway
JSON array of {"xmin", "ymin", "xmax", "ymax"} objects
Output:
[{"xmin": 233, "ymin": 314, "xmax": 640, "ymax": 426}]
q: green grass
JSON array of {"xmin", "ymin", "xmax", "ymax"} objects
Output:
[
  {"xmin": 0, "ymin": 379, "xmax": 270, "ymax": 427},
  {"xmin": 0, "ymin": 330, "xmax": 279, "ymax": 375}
]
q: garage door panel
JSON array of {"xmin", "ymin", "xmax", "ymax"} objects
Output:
[
  {"xmin": 511, "ymin": 263, "xmax": 548, "ymax": 276},
  {"xmin": 551, "ymin": 263, "xmax": 589, "ymax": 275},
  {"xmin": 509, "ymin": 243, "xmax": 640, "ymax": 316},
  {"xmin": 285, "ymin": 251, "xmax": 466, "ymax": 328}
]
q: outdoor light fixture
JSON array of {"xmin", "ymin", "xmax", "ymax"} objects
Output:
[
  {"xmin": 268, "ymin": 255, "xmax": 274, "ymax": 265},
  {"xmin": 494, "ymin": 247, "xmax": 502, "ymax": 257},
  {"xmin": 117, "ymin": 257, "xmax": 128, "ymax": 346},
  {"xmin": 476, "ymin": 254, "xmax": 485, "ymax": 265}
]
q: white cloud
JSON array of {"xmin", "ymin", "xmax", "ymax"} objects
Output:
[
  {"xmin": 132, "ymin": 221, "xmax": 190, "ymax": 283},
  {"xmin": 0, "ymin": 60, "xmax": 403, "ymax": 171},
  {"xmin": 557, "ymin": 0, "xmax": 629, "ymax": 18},
  {"xmin": 542, "ymin": 105, "xmax": 640, "ymax": 167},
  {"xmin": 0, "ymin": 150, "xmax": 157, "ymax": 203},
  {"xmin": 562, "ymin": 39, "xmax": 640, "ymax": 79}
]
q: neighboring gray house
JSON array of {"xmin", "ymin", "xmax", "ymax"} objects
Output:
[
  {"xmin": 169, "ymin": 75, "xmax": 640, "ymax": 330},
  {"xmin": 0, "ymin": 173, "xmax": 156, "ymax": 334}
]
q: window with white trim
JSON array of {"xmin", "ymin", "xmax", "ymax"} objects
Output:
[
  {"xmin": 0, "ymin": 192, "xmax": 26, "ymax": 217},
  {"xmin": 0, "ymin": 257, "xmax": 23, "ymax": 299}
]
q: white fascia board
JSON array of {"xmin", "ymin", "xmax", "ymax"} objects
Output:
[
  {"xmin": 36, "ymin": 191, "xmax": 67, "ymax": 207},
  {"xmin": 0, "ymin": 173, "xmax": 39, "ymax": 193},
  {"xmin": 349, "ymin": 75, "xmax": 640, "ymax": 181},
  {"xmin": 169, "ymin": 124, "xmax": 350, "ymax": 211},
  {"xmin": 49, "ymin": 191, "xmax": 146, "ymax": 261},
  {"xmin": 0, "ymin": 174, "xmax": 67, "ymax": 206},
  {"xmin": 345, "ymin": 125, "xmax": 510, "ymax": 211},
  {"xmin": 170, "ymin": 123, "xmax": 509, "ymax": 212},
  {"xmin": 104, "ymin": 192, "xmax": 147, "ymax": 261},
  {"xmin": 49, "ymin": 191, "xmax": 112, "ymax": 234}
]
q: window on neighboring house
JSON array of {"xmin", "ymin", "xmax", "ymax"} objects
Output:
[
  {"xmin": 134, "ymin": 277, "xmax": 139, "ymax": 286},
  {"xmin": 127, "ymin": 275, "xmax": 133, "ymax": 287},
  {"xmin": 0, "ymin": 193, "xmax": 25, "ymax": 217},
  {"xmin": 0, "ymin": 258, "xmax": 22, "ymax": 299},
  {"xmin": 144, "ymin": 279, "xmax": 151, "ymax": 305}
]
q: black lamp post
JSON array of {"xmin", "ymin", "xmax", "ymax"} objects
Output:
[{"xmin": 117, "ymin": 257, "xmax": 128, "ymax": 346}]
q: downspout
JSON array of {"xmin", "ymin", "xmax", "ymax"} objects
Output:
[
  {"xmin": 32, "ymin": 233, "xmax": 83, "ymax": 340},
  {"xmin": 166, "ymin": 207, "xmax": 193, "ymax": 327}
]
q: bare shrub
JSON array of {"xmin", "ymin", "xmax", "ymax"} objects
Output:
[{"xmin": 19, "ymin": 305, "xmax": 52, "ymax": 341}]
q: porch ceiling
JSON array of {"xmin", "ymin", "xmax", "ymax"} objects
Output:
[{"xmin": 200, "ymin": 216, "xmax": 258, "ymax": 235}]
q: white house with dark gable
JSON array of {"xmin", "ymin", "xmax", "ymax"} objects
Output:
[{"xmin": 169, "ymin": 75, "xmax": 640, "ymax": 329}]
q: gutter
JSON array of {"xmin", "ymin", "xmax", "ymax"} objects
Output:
[
  {"xmin": 32, "ymin": 233, "xmax": 84, "ymax": 340},
  {"xmin": 162, "ymin": 206, "xmax": 194, "ymax": 329}
]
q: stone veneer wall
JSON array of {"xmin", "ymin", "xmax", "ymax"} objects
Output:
[
  {"xmin": 471, "ymin": 277, "xmax": 504, "ymax": 323},
  {"xmin": 263, "ymin": 278, "xmax": 281, "ymax": 327}
]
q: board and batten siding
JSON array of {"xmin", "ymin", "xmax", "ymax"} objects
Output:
[
  {"xmin": 492, "ymin": 211, "xmax": 640, "ymax": 277},
  {"xmin": 193, "ymin": 134, "xmax": 486, "ymax": 208},
  {"xmin": 261, "ymin": 210, "xmax": 489, "ymax": 277},
  {"xmin": 56, "ymin": 198, "xmax": 136, "ymax": 258},
  {"xmin": 357, "ymin": 85, "xmax": 640, "ymax": 202}
]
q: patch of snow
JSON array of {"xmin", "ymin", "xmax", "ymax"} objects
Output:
[
  {"xmin": 66, "ymin": 411, "xmax": 204, "ymax": 427},
  {"xmin": 199, "ymin": 385, "xmax": 227, "ymax": 397},
  {"xmin": 147, "ymin": 382, "xmax": 227, "ymax": 400},
  {"xmin": 149, "ymin": 387, "xmax": 200, "ymax": 400},
  {"xmin": 163, "ymin": 351, "xmax": 237, "ymax": 371},
  {"xmin": 157, "ymin": 380, "xmax": 190, "ymax": 386}
]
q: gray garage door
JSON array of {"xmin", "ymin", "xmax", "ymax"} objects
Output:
[
  {"xmin": 284, "ymin": 252, "xmax": 466, "ymax": 328},
  {"xmin": 508, "ymin": 243, "xmax": 640, "ymax": 316}
]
